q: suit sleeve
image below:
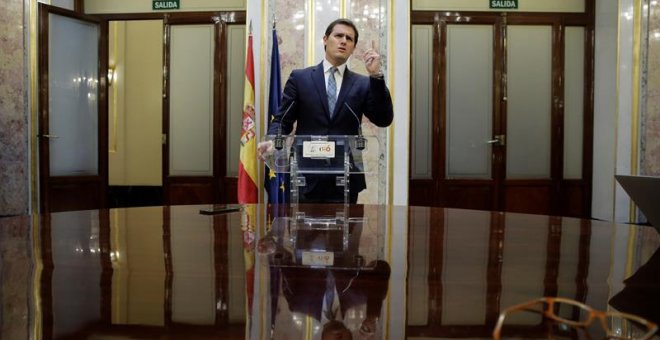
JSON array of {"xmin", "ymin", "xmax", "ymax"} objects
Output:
[
  {"xmin": 267, "ymin": 71, "xmax": 299, "ymax": 135},
  {"xmin": 363, "ymin": 76, "xmax": 394, "ymax": 127}
]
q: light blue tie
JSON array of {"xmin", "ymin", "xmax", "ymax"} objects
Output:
[
  {"xmin": 327, "ymin": 67, "xmax": 338, "ymax": 117},
  {"xmin": 323, "ymin": 271, "xmax": 336, "ymax": 320}
]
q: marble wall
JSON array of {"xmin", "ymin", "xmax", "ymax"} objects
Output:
[
  {"xmin": 642, "ymin": 1, "xmax": 660, "ymax": 176},
  {"xmin": 0, "ymin": 0, "xmax": 29, "ymax": 216},
  {"xmin": 0, "ymin": 216, "xmax": 31, "ymax": 339}
]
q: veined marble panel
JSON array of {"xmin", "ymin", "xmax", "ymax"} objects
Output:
[
  {"xmin": 642, "ymin": 1, "xmax": 660, "ymax": 175},
  {"xmin": 0, "ymin": 215, "xmax": 31, "ymax": 338},
  {"xmin": 0, "ymin": 0, "xmax": 28, "ymax": 215},
  {"xmin": 270, "ymin": 0, "xmax": 306, "ymax": 88}
]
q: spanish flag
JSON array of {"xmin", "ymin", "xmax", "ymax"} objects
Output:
[
  {"xmin": 238, "ymin": 24, "xmax": 257, "ymax": 318},
  {"xmin": 238, "ymin": 27, "xmax": 258, "ymax": 204}
]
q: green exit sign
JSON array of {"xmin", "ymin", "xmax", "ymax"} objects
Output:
[
  {"xmin": 490, "ymin": 0, "xmax": 518, "ymax": 9},
  {"xmin": 153, "ymin": 0, "xmax": 180, "ymax": 10}
]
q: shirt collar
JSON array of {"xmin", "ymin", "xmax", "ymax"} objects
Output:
[{"xmin": 323, "ymin": 59, "xmax": 347, "ymax": 77}]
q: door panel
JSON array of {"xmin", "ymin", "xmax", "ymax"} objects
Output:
[
  {"xmin": 164, "ymin": 20, "xmax": 221, "ymax": 205},
  {"xmin": 563, "ymin": 27, "xmax": 585, "ymax": 180},
  {"xmin": 506, "ymin": 25, "xmax": 553, "ymax": 180},
  {"xmin": 439, "ymin": 18, "xmax": 501, "ymax": 211},
  {"xmin": 503, "ymin": 25, "xmax": 554, "ymax": 214},
  {"xmin": 410, "ymin": 25, "xmax": 436, "ymax": 206},
  {"xmin": 169, "ymin": 25, "xmax": 215, "ymax": 178},
  {"xmin": 39, "ymin": 4, "xmax": 107, "ymax": 212},
  {"xmin": 48, "ymin": 14, "xmax": 99, "ymax": 177},
  {"xmin": 410, "ymin": 12, "xmax": 592, "ymax": 218},
  {"xmin": 446, "ymin": 25, "xmax": 493, "ymax": 180}
]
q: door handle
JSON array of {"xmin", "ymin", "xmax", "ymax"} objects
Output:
[
  {"xmin": 487, "ymin": 135, "xmax": 505, "ymax": 146},
  {"xmin": 39, "ymin": 134, "xmax": 60, "ymax": 139}
]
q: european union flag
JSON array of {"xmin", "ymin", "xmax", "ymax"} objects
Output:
[{"xmin": 265, "ymin": 26, "xmax": 288, "ymax": 204}]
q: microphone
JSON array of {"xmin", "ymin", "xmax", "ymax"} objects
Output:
[
  {"xmin": 274, "ymin": 100, "xmax": 296, "ymax": 150},
  {"xmin": 343, "ymin": 102, "xmax": 366, "ymax": 150}
]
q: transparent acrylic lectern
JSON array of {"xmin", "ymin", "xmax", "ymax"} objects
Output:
[
  {"xmin": 260, "ymin": 134, "xmax": 384, "ymax": 269},
  {"xmin": 262, "ymin": 134, "xmax": 382, "ymax": 205}
]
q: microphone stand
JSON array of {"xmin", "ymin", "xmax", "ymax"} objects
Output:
[{"xmin": 343, "ymin": 103, "xmax": 366, "ymax": 150}]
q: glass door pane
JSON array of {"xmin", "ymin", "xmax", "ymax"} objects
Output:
[
  {"xmin": 506, "ymin": 25, "xmax": 552, "ymax": 179},
  {"xmin": 169, "ymin": 24, "xmax": 214, "ymax": 176},
  {"xmin": 446, "ymin": 25, "xmax": 493, "ymax": 179},
  {"xmin": 226, "ymin": 25, "xmax": 246, "ymax": 177},
  {"xmin": 49, "ymin": 14, "xmax": 99, "ymax": 176},
  {"xmin": 411, "ymin": 25, "xmax": 434, "ymax": 180},
  {"xmin": 564, "ymin": 27, "xmax": 585, "ymax": 179}
]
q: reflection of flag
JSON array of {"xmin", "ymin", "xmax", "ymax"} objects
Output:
[
  {"xmin": 265, "ymin": 26, "xmax": 289, "ymax": 204},
  {"xmin": 238, "ymin": 26, "xmax": 256, "ymax": 318},
  {"xmin": 265, "ymin": 26, "xmax": 287, "ymax": 327}
]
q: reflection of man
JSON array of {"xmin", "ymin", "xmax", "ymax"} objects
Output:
[
  {"xmin": 257, "ymin": 18, "xmax": 394, "ymax": 203},
  {"xmin": 279, "ymin": 261, "xmax": 391, "ymax": 338},
  {"xmin": 260, "ymin": 205, "xmax": 389, "ymax": 338}
]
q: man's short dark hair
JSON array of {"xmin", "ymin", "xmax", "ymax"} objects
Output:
[{"xmin": 324, "ymin": 18, "xmax": 359, "ymax": 45}]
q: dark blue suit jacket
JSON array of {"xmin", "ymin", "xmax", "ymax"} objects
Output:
[{"xmin": 267, "ymin": 62, "xmax": 394, "ymax": 194}]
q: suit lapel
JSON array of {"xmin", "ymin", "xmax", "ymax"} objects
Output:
[
  {"xmin": 311, "ymin": 63, "xmax": 331, "ymax": 117},
  {"xmin": 335, "ymin": 68, "xmax": 356, "ymax": 119}
]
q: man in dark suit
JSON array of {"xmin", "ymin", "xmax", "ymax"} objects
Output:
[{"xmin": 257, "ymin": 18, "xmax": 394, "ymax": 203}]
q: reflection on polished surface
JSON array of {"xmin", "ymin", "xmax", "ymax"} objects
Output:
[{"xmin": 0, "ymin": 204, "xmax": 659, "ymax": 339}]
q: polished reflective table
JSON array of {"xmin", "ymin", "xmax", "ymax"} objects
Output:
[{"xmin": 1, "ymin": 204, "xmax": 659, "ymax": 339}]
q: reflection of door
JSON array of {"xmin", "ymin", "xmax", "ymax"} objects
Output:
[
  {"xmin": 410, "ymin": 13, "xmax": 592, "ymax": 217},
  {"xmin": 38, "ymin": 4, "xmax": 107, "ymax": 212}
]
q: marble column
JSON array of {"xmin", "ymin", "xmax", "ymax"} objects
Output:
[
  {"xmin": 642, "ymin": 1, "xmax": 660, "ymax": 176},
  {"xmin": 0, "ymin": 0, "xmax": 29, "ymax": 216}
]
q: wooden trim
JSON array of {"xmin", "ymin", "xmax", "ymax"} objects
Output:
[
  {"xmin": 435, "ymin": 18, "xmax": 445, "ymax": 192},
  {"xmin": 412, "ymin": 11, "xmax": 589, "ymax": 24},
  {"xmin": 215, "ymin": 19, "xmax": 227, "ymax": 203},
  {"xmin": 74, "ymin": 0, "xmax": 84, "ymax": 13},
  {"xmin": 427, "ymin": 207, "xmax": 445, "ymax": 325},
  {"xmin": 93, "ymin": 12, "xmax": 167, "ymax": 21},
  {"xmin": 38, "ymin": 4, "xmax": 50, "ymax": 213},
  {"xmin": 485, "ymin": 211, "xmax": 504, "ymax": 324},
  {"xmin": 542, "ymin": 216, "xmax": 562, "ymax": 297},
  {"xmin": 162, "ymin": 20, "xmax": 172, "ymax": 204},
  {"xmin": 582, "ymin": 0, "xmax": 596, "ymax": 218},
  {"xmin": 214, "ymin": 216, "xmax": 229, "ymax": 324},
  {"xmin": 163, "ymin": 207, "xmax": 173, "ymax": 325},
  {"xmin": 93, "ymin": 11, "xmax": 246, "ymax": 23},
  {"xmin": 574, "ymin": 220, "xmax": 592, "ymax": 302},
  {"xmin": 39, "ymin": 214, "xmax": 54, "ymax": 337},
  {"xmin": 494, "ymin": 14, "xmax": 506, "ymax": 209},
  {"xmin": 99, "ymin": 19, "xmax": 109, "ymax": 209},
  {"xmin": 99, "ymin": 209, "xmax": 113, "ymax": 323},
  {"xmin": 551, "ymin": 20, "xmax": 564, "ymax": 215}
]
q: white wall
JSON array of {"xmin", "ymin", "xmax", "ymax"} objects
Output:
[
  {"xmin": 593, "ymin": 0, "xmax": 635, "ymax": 222},
  {"xmin": 391, "ymin": 0, "xmax": 411, "ymax": 206}
]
